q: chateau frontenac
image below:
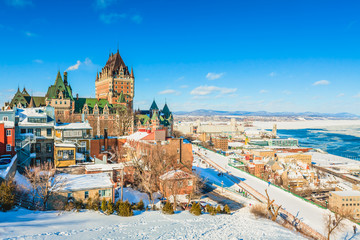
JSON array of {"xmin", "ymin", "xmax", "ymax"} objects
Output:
[{"xmin": 3, "ymin": 51, "xmax": 172, "ymax": 138}]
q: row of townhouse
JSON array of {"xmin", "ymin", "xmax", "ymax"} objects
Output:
[{"xmin": 0, "ymin": 106, "xmax": 93, "ymax": 170}]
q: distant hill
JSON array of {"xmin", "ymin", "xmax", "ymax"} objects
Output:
[{"xmin": 174, "ymin": 109, "xmax": 360, "ymax": 119}]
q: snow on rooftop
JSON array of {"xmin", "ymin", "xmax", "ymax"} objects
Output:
[
  {"xmin": 85, "ymin": 163, "xmax": 124, "ymax": 171},
  {"xmin": 331, "ymin": 190, "xmax": 360, "ymax": 197},
  {"xmin": 0, "ymin": 121, "xmax": 14, "ymax": 128},
  {"xmin": 159, "ymin": 170, "xmax": 193, "ymax": 180},
  {"xmin": 228, "ymin": 142, "xmax": 244, "ymax": 147},
  {"xmin": 54, "ymin": 173, "xmax": 113, "ymax": 192},
  {"xmin": 127, "ymin": 131, "xmax": 149, "ymax": 141},
  {"xmin": 54, "ymin": 143, "xmax": 76, "ymax": 148},
  {"xmin": 55, "ymin": 122, "xmax": 92, "ymax": 130}
]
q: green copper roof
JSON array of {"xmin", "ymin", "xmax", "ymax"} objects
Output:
[
  {"xmin": 151, "ymin": 110, "xmax": 159, "ymax": 121},
  {"xmin": 149, "ymin": 100, "xmax": 159, "ymax": 111},
  {"xmin": 46, "ymin": 71, "xmax": 74, "ymax": 100},
  {"xmin": 162, "ymin": 103, "xmax": 171, "ymax": 118},
  {"xmin": 74, "ymin": 98, "xmax": 113, "ymax": 114}
]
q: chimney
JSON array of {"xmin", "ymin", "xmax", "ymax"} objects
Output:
[
  {"xmin": 64, "ymin": 72, "xmax": 68, "ymax": 85},
  {"xmin": 104, "ymin": 129, "xmax": 108, "ymax": 151}
]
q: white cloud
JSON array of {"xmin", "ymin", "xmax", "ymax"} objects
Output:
[
  {"xmin": 33, "ymin": 59, "xmax": 43, "ymax": 64},
  {"xmin": 5, "ymin": 0, "xmax": 32, "ymax": 7},
  {"xmin": 95, "ymin": 0, "xmax": 116, "ymax": 9},
  {"xmin": 67, "ymin": 60, "xmax": 81, "ymax": 71},
  {"xmin": 313, "ymin": 80, "xmax": 330, "ymax": 86},
  {"xmin": 206, "ymin": 72, "xmax": 224, "ymax": 80},
  {"xmin": 259, "ymin": 89, "xmax": 268, "ymax": 94},
  {"xmin": 180, "ymin": 85, "xmax": 189, "ymax": 89},
  {"xmin": 100, "ymin": 13, "xmax": 127, "ymax": 24},
  {"xmin": 131, "ymin": 15, "xmax": 143, "ymax": 24},
  {"xmin": 190, "ymin": 85, "xmax": 237, "ymax": 96},
  {"xmin": 158, "ymin": 89, "xmax": 177, "ymax": 95},
  {"xmin": 269, "ymin": 72, "xmax": 276, "ymax": 77},
  {"xmin": 66, "ymin": 58, "xmax": 93, "ymax": 71},
  {"xmin": 353, "ymin": 93, "xmax": 360, "ymax": 98},
  {"xmin": 337, "ymin": 93, "xmax": 345, "ymax": 97}
]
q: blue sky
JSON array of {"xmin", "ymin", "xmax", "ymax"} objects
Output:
[{"xmin": 1, "ymin": 0, "xmax": 360, "ymax": 114}]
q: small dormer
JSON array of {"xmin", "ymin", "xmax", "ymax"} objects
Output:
[
  {"xmin": 103, "ymin": 104, "xmax": 109, "ymax": 115},
  {"xmin": 94, "ymin": 104, "xmax": 99, "ymax": 115},
  {"xmin": 58, "ymin": 91, "xmax": 64, "ymax": 99},
  {"xmin": 82, "ymin": 103, "xmax": 88, "ymax": 114}
]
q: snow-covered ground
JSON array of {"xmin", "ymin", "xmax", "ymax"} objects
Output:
[
  {"xmin": 193, "ymin": 146, "xmax": 357, "ymax": 239},
  {"xmin": 0, "ymin": 207, "xmax": 305, "ymax": 240}
]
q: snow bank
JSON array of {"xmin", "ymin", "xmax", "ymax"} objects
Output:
[{"xmin": 0, "ymin": 207, "xmax": 306, "ymax": 239}]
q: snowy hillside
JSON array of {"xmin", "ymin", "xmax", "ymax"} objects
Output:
[{"xmin": 0, "ymin": 207, "xmax": 305, "ymax": 240}]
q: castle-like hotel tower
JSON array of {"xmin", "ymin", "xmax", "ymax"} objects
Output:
[{"xmin": 95, "ymin": 50, "xmax": 134, "ymax": 108}]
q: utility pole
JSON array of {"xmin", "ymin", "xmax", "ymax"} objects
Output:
[{"xmin": 121, "ymin": 167, "xmax": 124, "ymax": 201}]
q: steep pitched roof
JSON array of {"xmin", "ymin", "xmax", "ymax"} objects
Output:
[
  {"xmin": 151, "ymin": 110, "xmax": 159, "ymax": 121},
  {"xmin": 46, "ymin": 71, "xmax": 73, "ymax": 100},
  {"xmin": 74, "ymin": 98, "xmax": 112, "ymax": 114},
  {"xmin": 162, "ymin": 103, "xmax": 171, "ymax": 118},
  {"xmin": 105, "ymin": 51, "xmax": 126, "ymax": 72},
  {"xmin": 22, "ymin": 87, "xmax": 30, "ymax": 96},
  {"xmin": 149, "ymin": 100, "xmax": 159, "ymax": 111}
]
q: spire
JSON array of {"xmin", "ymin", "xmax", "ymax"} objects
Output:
[
  {"xmin": 29, "ymin": 96, "xmax": 35, "ymax": 108},
  {"xmin": 131, "ymin": 67, "xmax": 134, "ymax": 78},
  {"xmin": 150, "ymin": 99, "xmax": 159, "ymax": 111},
  {"xmin": 17, "ymin": 85, "xmax": 20, "ymax": 93},
  {"xmin": 96, "ymin": 71, "xmax": 99, "ymax": 81},
  {"xmin": 22, "ymin": 87, "xmax": 29, "ymax": 96},
  {"xmin": 55, "ymin": 70, "xmax": 63, "ymax": 85},
  {"xmin": 162, "ymin": 102, "xmax": 171, "ymax": 119}
]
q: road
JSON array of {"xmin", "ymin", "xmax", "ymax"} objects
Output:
[{"xmin": 193, "ymin": 146, "xmax": 355, "ymax": 238}]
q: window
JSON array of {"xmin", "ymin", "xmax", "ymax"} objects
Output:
[
  {"xmin": 3, "ymin": 116, "xmax": 8, "ymax": 121},
  {"xmin": 6, "ymin": 130, "xmax": 11, "ymax": 136},
  {"xmin": 84, "ymin": 191, "xmax": 89, "ymax": 199},
  {"xmin": 46, "ymin": 143, "xmax": 52, "ymax": 153},
  {"xmin": 35, "ymin": 128, "xmax": 41, "ymax": 137},
  {"xmin": 57, "ymin": 150, "xmax": 62, "ymax": 157},
  {"xmin": 47, "ymin": 129, "xmax": 52, "ymax": 137},
  {"xmin": 28, "ymin": 129, "xmax": 33, "ymax": 134},
  {"xmin": 35, "ymin": 143, "xmax": 41, "ymax": 153},
  {"xmin": 47, "ymin": 158, "xmax": 52, "ymax": 164},
  {"xmin": 61, "ymin": 150, "xmax": 74, "ymax": 160},
  {"xmin": 98, "ymin": 189, "xmax": 111, "ymax": 197},
  {"xmin": 101, "ymin": 146, "xmax": 105, "ymax": 151},
  {"xmin": 21, "ymin": 129, "xmax": 26, "ymax": 134},
  {"xmin": 6, "ymin": 144, "xmax": 11, "ymax": 152}
]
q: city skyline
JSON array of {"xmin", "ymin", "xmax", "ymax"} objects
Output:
[{"xmin": 1, "ymin": 0, "xmax": 360, "ymax": 114}]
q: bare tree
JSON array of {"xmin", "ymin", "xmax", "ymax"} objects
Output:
[
  {"xmin": 265, "ymin": 189, "xmax": 282, "ymax": 221},
  {"xmin": 116, "ymin": 107, "xmax": 134, "ymax": 136},
  {"xmin": 324, "ymin": 208, "xmax": 351, "ymax": 240},
  {"xmin": 23, "ymin": 163, "xmax": 67, "ymax": 210},
  {"xmin": 127, "ymin": 141, "xmax": 177, "ymax": 205}
]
